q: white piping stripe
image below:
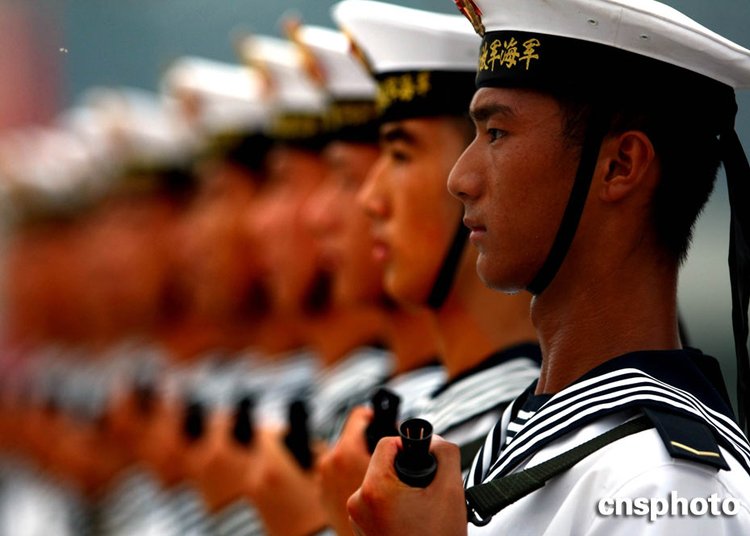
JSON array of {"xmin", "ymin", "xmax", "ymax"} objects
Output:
[{"xmin": 479, "ymin": 369, "xmax": 750, "ymax": 482}]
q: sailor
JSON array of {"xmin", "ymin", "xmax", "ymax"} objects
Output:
[
  {"xmin": 310, "ymin": 2, "xmax": 542, "ymax": 534},
  {"xmin": 234, "ymin": 31, "xmax": 408, "ymax": 536},
  {"xmin": 238, "ymin": 22, "xmax": 447, "ymax": 536},
  {"xmin": 70, "ymin": 86, "xmax": 207, "ymax": 536},
  {"xmin": 161, "ymin": 55, "xmax": 274, "ymax": 358},
  {"xmin": 328, "ymin": 0, "xmax": 539, "ymax": 467},
  {"xmin": 0, "ymin": 127, "xmax": 110, "ymax": 536},
  {"xmin": 347, "ymin": 0, "xmax": 750, "ymax": 534},
  {"xmin": 287, "ymin": 20, "xmax": 446, "ymax": 446},
  {"xmin": 162, "ymin": 56, "xmax": 275, "ymax": 536}
]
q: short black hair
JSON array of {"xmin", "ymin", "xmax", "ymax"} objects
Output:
[
  {"xmin": 612, "ymin": 103, "xmax": 720, "ymax": 265},
  {"xmin": 554, "ymin": 91, "xmax": 721, "ymax": 265}
]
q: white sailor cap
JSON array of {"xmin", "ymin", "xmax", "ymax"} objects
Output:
[
  {"xmin": 78, "ymin": 86, "xmax": 199, "ymax": 196},
  {"xmin": 161, "ymin": 56, "xmax": 270, "ymax": 138},
  {"xmin": 289, "ymin": 23, "xmax": 376, "ymax": 101},
  {"xmin": 286, "ymin": 21, "xmax": 379, "ymax": 142},
  {"xmin": 58, "ymin": 104, "xmax": 121, "ymax": 187},
  {"xmin": 160, "ymin": 57, "xmax": 273, "ymax": 173},
  {"xmin": 454, "ymin": 0, "xmax": 750, "ymax": 90},
  {"xmin": 82, "ymin": 86, "xmax": 197, "ymax": 170},
  {"xmin": 238, "ymin": 35, "xmax": 328, "ymax": 145},
  {"xmin": 332, "ymin": 0, "xmax": 480, "ymax": 122},
  {"xmin": 0, "ymin": 126, "xmax": 102, "ymax": 224}
]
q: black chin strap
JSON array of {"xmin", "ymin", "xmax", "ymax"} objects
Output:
[
  {"xmin": 526, "ymin": 107, "xmax": 612, "ymax": 295},
  {"xmin": 427, "ymin": 220, "xmax": 470, "ymax": 309},
  {"xmin": 721, "ymin": 127, "xmax": 750, "ymax": 436}
]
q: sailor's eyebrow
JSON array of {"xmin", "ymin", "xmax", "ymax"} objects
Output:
[
  {"xmin": 469, "ymin": 102, "xmax": 515, "ymax": 124},
  {"xmin": 380, "ymin": 124, "xmax": 417, "ymax": 145}
]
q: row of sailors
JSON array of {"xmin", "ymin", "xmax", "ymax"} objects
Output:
[
  {"xmin": 0, "ymin": 312, "xmax": 533, "ymax": 536},
  {"xmin": 0, "ymin": 2, "xmax": 543, "ymax": 535},
  {"xmin": 2, "ymin": 7, "xmax": 539, "ymax": 535},
  {"xmin": 0, "ymin": 343, "xmax": 383, "ymax": 536}
]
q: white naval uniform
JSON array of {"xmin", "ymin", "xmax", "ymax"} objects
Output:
[
  {"xmin": 181, "ymin": 350, "xmax": 320, "ymax": 536},
  {"xmin": 383, "ymin": 361, "xmax": 446, "ymax": 421},
  {"xmin": 210, "ymin": 498, "xmax": 265, "ymax": 536},
  {"xmin": 310, "ymin": 346, "xmax": 393, "ymax": 442},
  {"xmin": 414, "ymin": 343, "xmax": 541, "ymax": 469},
  {"xmin": 209, "ymin": 348, "xmax": 391, "ymax": 536},
  {"xmin": 244, "ymin": 350, "xmax": 320, "ymax": 428},
  {"xmin": 99, "ymin": 468, "xmax": 176, "ymax": 536},
  {"xmin": 466, "ymin": 348, "xmax": 750, "ymax": 535},
  {"xmin": 0, "ymin": 457, "xmax": 89, "ymax": 536}
]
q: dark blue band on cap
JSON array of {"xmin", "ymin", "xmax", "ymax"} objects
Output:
[
  {"xmin": 325, "ymin": 99, "xmax": 380, "ymax": 143},
  {"xmin": 476, "ymin": 31, "xmax": 733, "ymax": 117},
  {"xmin": 375, "ymin": 70, "xmax": 476, "ymax": 123}
]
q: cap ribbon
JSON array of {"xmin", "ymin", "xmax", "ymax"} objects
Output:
[{"xmin": 722, "ymin": 124, "xmax": 750, "ymax": 435}]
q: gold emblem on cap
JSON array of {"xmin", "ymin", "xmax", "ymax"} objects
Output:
[
  {"xmin": 342, "ymin": 29, "xmax": 374, "ymax": 75},
  {"xmin": 234, "ymin": 33, "xmax": 275, "ymax": 102},
  {"xmin": 250, "ymin": 57, "xmax": 275, "ymax": 102},
  {"xmin": 283, "ymin": 17, "xmax": 327, "ymax": 89},
  {"xmin": 454, "ymin": 0, "xmax": 485, "ymax": 37}
]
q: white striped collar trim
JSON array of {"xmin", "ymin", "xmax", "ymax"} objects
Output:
[
  {"xmin": 481, "ymin": 368, "xmax": 750, "ymax": 482},
  {"xmin": 420, "ymin": 357, "xmax": 538, "ymax": 435}
]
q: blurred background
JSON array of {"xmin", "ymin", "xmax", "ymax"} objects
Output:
[
  {"xmin": 0, "ymin": 0, "xmax": 743, "ymax": 431},
  {"xmin": 8, "ymin": 0, "xmax": 746, "ymax": 390}
]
